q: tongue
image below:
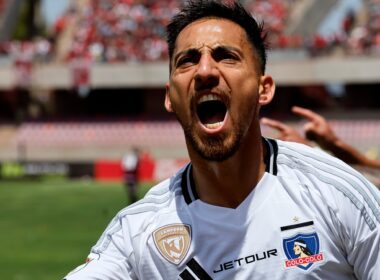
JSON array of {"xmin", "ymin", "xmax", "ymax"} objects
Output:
[{"xmin": 197, "ymin": 100, "xmax": 226, "ymax": 125}]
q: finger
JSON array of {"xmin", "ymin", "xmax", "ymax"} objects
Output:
[
  {"xmin": 303, "ymin": 122, "xmax": 315, "ymax": 132},
  {"xmin": 291, "ymin": 106, "xmax": 323, "ymax": 122},
  {"xmin": 261, "ymin": 117, "xmax": 290, "ymax": 132}
]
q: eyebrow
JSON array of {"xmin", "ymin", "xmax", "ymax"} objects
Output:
[
  {"xmin": 213, "ymin": 45, "xmax": 242, "ymax": 55},
  {"xmin": 173, "ymin": 45, "xmax": 242, "ymax": 64}
]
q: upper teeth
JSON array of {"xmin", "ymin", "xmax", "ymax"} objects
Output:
[{"xmin": 198, "ymin": 94, "xmax": 221, "ymax": 104}]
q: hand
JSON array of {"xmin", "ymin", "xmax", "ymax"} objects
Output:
[
  {"xmin": 261, "ymin": 117, "xmax": 311, "ymax": 146},
  {"xmin": 291, "ymin": 106, "xmax": 338, "ymax": 149}
]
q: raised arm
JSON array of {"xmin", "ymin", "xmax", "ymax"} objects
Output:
[{"xmin": 291, "ymin": 106, "xmax": 380, "ymax": 169}]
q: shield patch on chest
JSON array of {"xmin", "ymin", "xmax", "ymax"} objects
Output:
[
  {"xmin": 283, "ymin": 232, "xmax": 324, "ymax": 270},
  {"xmin": 153, "ymin": 224, "xmax": 192, "ymax": 265}
]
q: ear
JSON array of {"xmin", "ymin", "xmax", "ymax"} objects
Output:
[
  {"xmin": 164, "ymin": 83, "xmax": 174, "ymax": 112},
  {"xmin": 258, "ymin": 75, "xmax": 275, "ymax": 105}
]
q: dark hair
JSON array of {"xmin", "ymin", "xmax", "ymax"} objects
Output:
[{"xmin": 166, "ymin": 0, "xmax": 268, "ymax": 74}]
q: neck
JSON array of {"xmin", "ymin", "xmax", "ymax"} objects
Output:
[{"xmin": 188, "ymin": 127, "xmax": 267, "ymax": 209}]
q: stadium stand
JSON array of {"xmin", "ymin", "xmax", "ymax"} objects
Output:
[
  {"xmin": 10, "ymin": 121, "xmax": 187, "ymax": 160},
  {"xmin": 14, "ymin": 121, "xmax": 184, "ymax": 148},
  {"xmin": 0, "ymin": 120, "xmax": 376, "ymax": 162}
]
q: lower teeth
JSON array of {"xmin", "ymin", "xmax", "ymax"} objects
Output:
[{"xmin": 205, "ymin": 122, "xmax": 222, "ymax": 129}]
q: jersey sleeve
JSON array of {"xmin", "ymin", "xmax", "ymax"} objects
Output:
[
  {"xmin": 63, "ymin": 215, "xmax": 137, "ymax": 280},
  {"xmin": 337, "ymin": 176, "xmax": 380, "ymax": 280},
  {"xmin": 349, "ymin": 226, "xmax": 380, "ymax": 280}
]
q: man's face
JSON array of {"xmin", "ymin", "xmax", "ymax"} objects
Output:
[
  {"xmin": 293, "ymin": 244, "xmax": 302, "ymax": 256},
  {"xmin": 165, "ymin": 18, "xmax": 273, "ymax": 161}
]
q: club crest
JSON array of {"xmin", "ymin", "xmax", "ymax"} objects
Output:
[
  {"xmin": 283, "ymin": 232, "xmax": 324, "ymax": 270},
  {"xmin": 153, "ymin": 224, "xmax": 191, "ymax": 265}
]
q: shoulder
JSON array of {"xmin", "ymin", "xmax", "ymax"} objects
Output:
[
  {"xmin": 274, "ymin": 138, "xmax": 375, "ymax": 193},
  {"xmin": 275, "ymin": 139, "xmax": 347, "ymax": 173},
  {"xmin": 271, "ymin": 138, "xmax": 380, "ymax": 230},
  {"xmin": 272, "ymin": 140, "xmax": 360, "ymax": 177},
  {"xmin": 264, "ymin": 137, "xmax": 349, "ymax": 179},
  {"xmin": 120, "ymin": 167, "xmax": 185, "ymax": 226},
  {"xmin": 115, "ymin": 165, "xmax": 188, "ymax": 233},
  {"xmin": 90, "ymin": 166, "xmax": 188, "ymax": 255}
]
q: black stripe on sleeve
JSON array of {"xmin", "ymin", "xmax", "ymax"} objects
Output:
[
  {"xmin": 179, "ymin": 268, "xmax": 197, "ymax": 280},
  {"xmin": 280, "ymin": 221, "xmax": 314, "ymax": 231},
  {"xmin": 187, "ymin": 258, "xmax": 213, "ymax": 280}
]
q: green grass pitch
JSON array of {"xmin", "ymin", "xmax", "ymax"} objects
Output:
[{"xmin": 0, "ymin": 178, "xmax": 152, "ymax": 280}]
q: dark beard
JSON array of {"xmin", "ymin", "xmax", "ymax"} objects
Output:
[{"xmin": 182, "ymin": 121, "xmax": 244, "ymax": 162}]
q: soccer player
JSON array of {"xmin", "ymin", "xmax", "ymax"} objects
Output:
[
  {"xmin": 64, "ymin": 1, "xmax": 380, "ymax": 279},
  {"xmin": 121, "ymin": 147, "xmax": 140, "ymax": 204}
]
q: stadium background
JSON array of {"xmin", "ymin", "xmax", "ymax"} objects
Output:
[{"xmin": 0, "ymin": 0, "xmax": 379, "ymax": 279}]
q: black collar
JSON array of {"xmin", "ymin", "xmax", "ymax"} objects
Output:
[{"xmin": 181, "ymin": 137, "xmax": 278, "ymax": 205}]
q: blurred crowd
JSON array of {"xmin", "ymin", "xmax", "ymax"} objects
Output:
[
  {"xmin": 65, "ymin": 0, "xmax": 293, "ymax": 62},
  {"xmin": 0, "ymin": 0, "xmax": 380, "ymax": 64},
  {"xmin": 303, "ymin": 0, "xmax": 380, "ymax": 56},
  {"xmin": 246, "ymin": 0, "xmax": 304, "ymax": 49},
  {"xmin": 0, "ymin": 38, "xmax": 53, "ymax": 63},
  {"xmin": 66, "ymin": 0, "xmax": 180, "ymax": 62},
  {"xmin": 344, "ymin": 0, "xmax": 380, "ymax": 55}
]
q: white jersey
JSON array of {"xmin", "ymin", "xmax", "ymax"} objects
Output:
[{"xmin": 64, "ymin": 138, "xmax": 380, "ymax": 280}]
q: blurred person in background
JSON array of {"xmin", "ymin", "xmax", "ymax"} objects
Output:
[
  {"xmin": 121, "ymin": 147, "xmax": 140, "ymax": 204},
  {"xmin": 64, "ymin": 1, "xmax": 380, "ymax": 279}
]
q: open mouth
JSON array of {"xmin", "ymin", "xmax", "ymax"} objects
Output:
[{"xmin": 196, "ymin": 94, "xmax": 227, "ymax": 129}]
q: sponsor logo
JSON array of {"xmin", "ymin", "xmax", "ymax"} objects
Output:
[
  {"xmin": 153, "ymin": 224, "xmax": 191, "ymax": 265},
  {"xmin": 283, "ymin": 232, "xmax": 324, "ymax": 270},
  {"xmin": 213, "ymin": 249, "xmax": 278, "ymax": 274}
]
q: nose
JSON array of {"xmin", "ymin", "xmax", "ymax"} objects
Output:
[{"xmin": 194, "ymin": 54, "xmax": 219, "ymax": 91}]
